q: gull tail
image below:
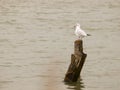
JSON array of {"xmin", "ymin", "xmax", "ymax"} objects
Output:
[{"xmin": 87, "ymin": 34, "xmax": 91, "ymax": 36}]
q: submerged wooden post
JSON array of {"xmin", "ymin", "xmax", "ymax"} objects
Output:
[{"xmin": 64, "ymin": 40, "xmax": 87, "ymax": 82}]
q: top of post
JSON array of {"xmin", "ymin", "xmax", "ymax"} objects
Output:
[
  {"xmin": 75, "ymin": 40, "xmax": 83, "ymax": 45},
  {"xmin": 74, "ymin": 40, "xmax": 83, "ymax": 55}
]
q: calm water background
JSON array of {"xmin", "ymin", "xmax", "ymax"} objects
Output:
[{"xmin": 0, "ymin": 0, "xmax": 120, "ymax": 90}]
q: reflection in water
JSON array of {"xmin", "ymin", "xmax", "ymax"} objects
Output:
[{"xmin": 64, "ymin": 77, "xmax": 84, "ymax": 90}]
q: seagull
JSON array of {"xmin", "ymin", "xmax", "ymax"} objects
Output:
[{"xmin": 75, "ymin": 23, "xmax": 90, "ymax": 40}]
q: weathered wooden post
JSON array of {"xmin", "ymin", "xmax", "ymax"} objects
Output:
[{"xmin": 64, "ymin": 40, "xmax": 87, "ymax": 82}]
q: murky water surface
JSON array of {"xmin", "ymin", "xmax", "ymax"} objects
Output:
[{"xmin": 0, "ymin": 0, "xmax": 120, "ymax": 90}]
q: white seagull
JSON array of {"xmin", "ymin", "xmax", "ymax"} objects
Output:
[{"xmin": 75, "ymin": 23, "xmax": 90, "ymax": 40}]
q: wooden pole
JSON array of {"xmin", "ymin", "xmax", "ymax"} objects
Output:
[{"xmin": 64, "ymin": 40, "xmax": 87, "ymax": 82}]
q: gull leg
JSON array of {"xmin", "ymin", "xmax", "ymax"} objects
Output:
[{"xmin": 79, "ymin": 36, "xmax": 82, "ymax": 40}]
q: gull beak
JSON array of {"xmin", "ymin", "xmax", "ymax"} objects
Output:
[{"xmin": 74, "ymin": 26, "xmax": 76, "ymax": 29}]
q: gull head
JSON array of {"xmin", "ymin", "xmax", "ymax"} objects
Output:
[{"xmin": 76, "ymin": 23, "xmax": 80, "ymax": 27}]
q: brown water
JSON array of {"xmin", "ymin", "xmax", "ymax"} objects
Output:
[{"xmin": 0, "ymin": 0, "xmax": 120, "ymax": 90}]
